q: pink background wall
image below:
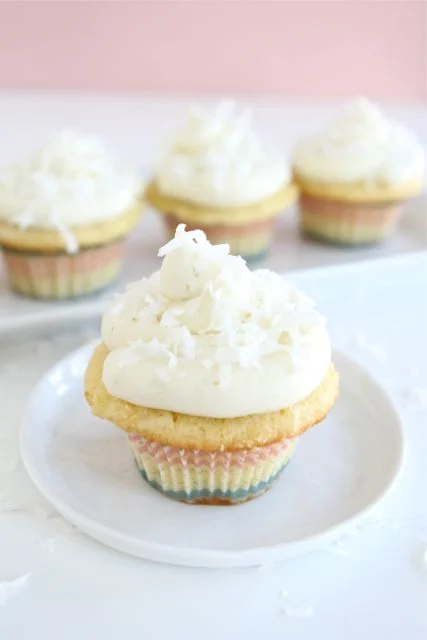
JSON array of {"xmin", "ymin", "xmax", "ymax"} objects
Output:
[{"xmin": 0, "ymin": 1, "xmax": 425, "ymax": 101}]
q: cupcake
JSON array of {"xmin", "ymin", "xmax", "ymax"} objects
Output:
[
  {"xmin": 85, "ymin": 224, "xmax": 339, "ymax": 505},
  {"xmin": 0, "ymin": 131, "xmax": 144, "ymax": 299},
  {"xmin": 292, "ymin": 98, "xmax": 425, "ymax": 245},
  {"xmin": 145, "ymin": 101, "xmax": 297, "ymax": 262}
]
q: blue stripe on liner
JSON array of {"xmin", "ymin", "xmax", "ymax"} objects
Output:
[
  {"xmin": 242, "ymin": 250, "xmax": 269, "ymax": 263},
  {"xmin": 137, "ymin": 461, "xmax": 290, "ymax": 502},
  {"xmin": 301, "ymin": 228, "xmax": 379, "ymax": 248}
]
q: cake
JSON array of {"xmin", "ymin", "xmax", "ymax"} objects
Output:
[
  {"xmin": 85, "ymin": 225, "xmax": 339, "ymax": 504},
  {"xmin": 146, "ymin": 101, "xmax": 297, "ymax": 261},
  {"xmin": 292, "ymin": 98, "xmax": 425, "ymax": 245},
  {"xmin": 0, "ymin": 131, "xmax": 144, "ymax": 298}
]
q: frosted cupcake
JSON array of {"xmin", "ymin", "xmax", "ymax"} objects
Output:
[
  {"xmin": 293, "ymin": 98, "xmax": 425, "ymax": 245},
  {"xmin": 0, "ymin": 132, "xmax": 144, "ymax": 299},
  {"xmin": 146, "ymin": 101, "xmax": 297, "ymax": 261},
  {"xmin": 85, "ymin": 225, "xmax": 338, "ymax": 505}
]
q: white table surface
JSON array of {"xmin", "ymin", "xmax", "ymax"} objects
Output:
[
  {"xmin": 0, "ymin": 90, "xmax": 426, "ymax": 324},
  {"xmin": 0, "ymin": 92, "xmax": 427, "ymax": 639},
  {"xmin": 0, "ymin": 251, "xmax": 427, "ymax": 640}
]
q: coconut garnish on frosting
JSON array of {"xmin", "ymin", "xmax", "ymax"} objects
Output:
[
  {"xmin": 293, "ymin": 98, "xmax": 425, "ymax": 186},
  {"xmin": 155, "ymin": 101, "xmax": 290, "ymax": 207},
  {"xmin": 101, "ymin": 226, "xmax": 331, "ymax": 418},
  {"xmin": 0, "ymin": 131, "xmax": 142, "ymax": 253}
]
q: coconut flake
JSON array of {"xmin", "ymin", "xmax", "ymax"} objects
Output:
[
  {"xmin": 38, "ymin": 538, "xmax": 59, "ymax": 552},
  {"xmin": 51, "ymin": 218, "xmax": 79, "ymax": 254},
  {"xmin": 0, "ymin": 131, "xmax": 142, "ymax": 233},
  {"xmin": 0, "ymin": 574, "xmax": 31, "ymax": 606},
  {"xmin": 160, "ymin": 308, "xmax": 184, "ymax": 329},
  {"xmin": 102, "ymin": 224, "xmax": 328, "ymax": 401},
  {"xmin": 13, "ymin": 208, "xmax": 35, "ymax": 229},
  {"xmin": 109, "ymin": 301, "xmax": 125, "ymax": 317},
  {"xmin": 158, "ymin": 224, "xmax": 208, "ymax": 257}
]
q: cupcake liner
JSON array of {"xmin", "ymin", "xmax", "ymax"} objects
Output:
[
  {"xmin": 2, "ymin": 239, "xmax": 124, "ymax": 299},
  {"xmin": 128, "ymin": 433, "xmax": 298, "ymax": 505},
  {"xmin": 163, "ymin": 213, "xmax": 276, "ymax": 262},
  {"xmin": 299, "ymin": 193, "xmax": 404, "ymax": 245}
]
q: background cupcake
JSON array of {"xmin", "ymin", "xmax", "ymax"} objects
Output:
[
  {"xmin": 292, "ymin": 98, "xmax": 425, "ymax": 245},
  {"xmin": 85, "ymin": 225, "xmax": 339, "ymax": 505},
  {"xmin": 146, "ymin": 101, "xmax": 297, "ymax": 262},
  {"xmin": 0, "ymin": 131, "xmax": 144, "ymax": 299}
]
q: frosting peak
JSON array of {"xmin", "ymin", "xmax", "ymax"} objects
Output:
[
  {"xmin": 156, "ymin": 101, "xmax": 290, "ymax": 207},
  {"xmin": 329, "ymin": 98, "xmax": 388, "ymax": 142},
  {"xmin": 101, "ymin": 225, "xmax": 331, "ymax": 418},
  {"xmin": 158, "ymin": 224, "xmax": 247, "ymax": 303},
  {"xmin": 293, "ymin": 98, "xmax": 425, "ymax": 185}
]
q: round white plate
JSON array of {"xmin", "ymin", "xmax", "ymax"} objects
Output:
[{"xmin": 21, "ymin": 344, "xmax": 404, "ymax": 568}]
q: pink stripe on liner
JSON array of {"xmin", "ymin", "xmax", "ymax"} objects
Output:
[
  {"xmin": 128, "ymin": 432, "xmax": 298, "ymax": 504},
  {"xmin": 300, "ymin": 193, "xmax": 404, "ymax": 223},
  {"xmin": 5, "ymin": 240, "xmax": 123, "ymax": 277},
  {"xmin": 3, "ymin": 238, "xmax": 125, "ymax": 298},
  {"xmin": 129, "ymin": 435, "xmax": 291, "ymax": 470}
]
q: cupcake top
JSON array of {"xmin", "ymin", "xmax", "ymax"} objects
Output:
[
  {"xmin": 101, "ymin": 225, "xmax": 331, "ymax": 419},
  {"xmin": 0, "ymin": 131, "xmax": 142, "ymax": 252},
  {"xmin": 155, "ymin": 101, "xmax": 291, "ymax": 208},
  {"xmin": 293, "ymin": 98, "xmax": 425, "ymax": 186}
]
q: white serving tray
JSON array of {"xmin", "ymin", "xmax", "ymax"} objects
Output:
[{"xmin": 1, "ymin": 90, "xmax": 426, "ymax": 330}]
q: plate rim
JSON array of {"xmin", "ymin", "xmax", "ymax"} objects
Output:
[{"xmin": 20, "ymin": 343, "xmax": 405, "ymax": 568}]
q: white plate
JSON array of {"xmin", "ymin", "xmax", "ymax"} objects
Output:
[{"xmin": 21, "ymin": 344, "xmax": 404, "ymax": 568}]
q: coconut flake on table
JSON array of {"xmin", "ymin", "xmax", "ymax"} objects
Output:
[
  {"xmin": 0, "ymin": 574, "xmax": 31, "ymax": 607},
  {"xmin": 38, "ymin": 538, "xmax": 60, "ymax": 553}
]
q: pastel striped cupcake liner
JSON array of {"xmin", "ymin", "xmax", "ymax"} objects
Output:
[
  {"xmin": 163, "ymin": 214, "xmax": 276, "ymax": 262},
  {"xmin": 128, "ymin": 433, "xmax": 298, "ymax": 505},
  {"xmin": 2, "ymin": 239, "xmax": 124, "ymax": 299},
  {"xmin": 299, "ymin": 193, "xmax": 404, "ymax": 245}
]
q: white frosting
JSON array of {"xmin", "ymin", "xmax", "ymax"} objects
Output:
[
  {"xmin": 293, "ymin": 98, "xmax": 425, "ymax": 185},
  {"xmin": 101, "ymin": 225, "xmax": 331, "ymax": 418},
  {"xmin": 155, "ymin": 101, "xmax": 290, "ymax": 207},
  {"xmin": 0, "ymin": 131, "xmax": 142, "ymax": 253}
]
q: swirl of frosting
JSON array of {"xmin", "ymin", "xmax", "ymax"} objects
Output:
[
  {"xmin": 101, "ymin": 225, "xmax": 331, "ymax": 418},
  {"xmin": 293, "ymin": 98, "xmax": 425, "ymax": 185},
  {"xmin": 155, "ymin": 101, "xmax": 290, "ymax": 207},
  {"xmin": 0, "ymin": 131, "xmax": 142, "ymax": 252}
]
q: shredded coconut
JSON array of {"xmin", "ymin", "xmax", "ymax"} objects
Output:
[
  {"xmin": 101, "ymin": 225, "xmax": 331, "ymax": 418},
  {"xmin": 114, "ymin": 224, "xmax": 326, "ymax": 373},
  {"xmin": 38, "ymin": 538, "xmax": 59, "ymax": 552},
  {"xmin": 156, "ymin": 101, "xmax": 290, "ymax": 207},
  {"xmin": 0, "ymin": 573, "xmax": 31, "ymax": 606},
  {"xmin": 293, "ymin": 97, "xmax": 425, "ymax": 185},
  {"xmin": 0, "ymin": 131, "xmax": 142, "ymax": 254}
]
